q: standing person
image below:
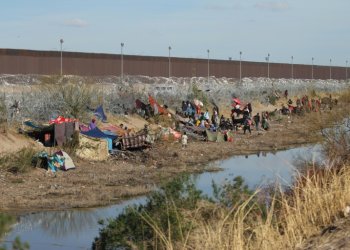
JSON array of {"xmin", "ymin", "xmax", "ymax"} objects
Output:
[
  {"xmin": 243, "ymin": 117, "xmax": 252, "ymax": 135},
  {"xmin": 181, "ymin": 132, "xmax": 188, "ymax": 149},
  {"xmin": 253, "ymin": 113, "xmax": 260, "ymax": 131},
  {"xmin": 262, "ymin": 115, "xmax": 270, "ymax": 130},
  {"xmin": 284, "ymin": 90, "xmax": 288, "ymax": 99}
]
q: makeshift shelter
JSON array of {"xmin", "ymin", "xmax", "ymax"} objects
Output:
[
  {"xmin": 80, "ymin": 127, "xmax": 117, "ymax": 151},
  {"xmin": 24, "ymin": 118, "xmax": 77, "ymax": 147},
  {"xmin": 121, "ymin": 132, "xmax": 149, "ymax": 150},
  {"xmin": 75, "ymin": 134, "xmax": 109, "ymax": 161},
  {"xmin": 23, "ymin": 120, "xmax": 54, "ymax": 146},
  {"xmin": 55, "ymin": 150, "xmax": 76, "ymax": 170},
  {"xmin": 34, "ymin": 151, "xmax": 73, "ymax": 173}
]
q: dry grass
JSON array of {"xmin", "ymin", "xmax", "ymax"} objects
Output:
[
  {"xmin": 0, "ymin": 147, "xmax": 37, "ymax": 173},
  {"xmin": 144, "ymin": 165, "xmax": 350, "ymax": 250}
]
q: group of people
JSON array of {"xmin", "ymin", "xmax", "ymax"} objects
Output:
[
  {"xmin": 281, "ymin": 92, "xmax": 330, "ymax": 115},
  {"xmin": 178, "ymin": 99, "xmax": 270, "ymax": 136}
]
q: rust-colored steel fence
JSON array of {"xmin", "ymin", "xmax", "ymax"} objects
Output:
[{"xmin": 0, "ymin": 49, "xmax": 347, "ymax": 80}]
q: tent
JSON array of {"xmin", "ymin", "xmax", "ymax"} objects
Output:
[
  {"xmin": 55, "ymin": 150, "xmax": 76, "ymax": 170},
  {"xmin": 24, "ymin": 118, "xmax": 77, "ymax": 147}
]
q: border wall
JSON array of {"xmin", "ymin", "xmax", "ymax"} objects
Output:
[{"xmin": 0, "ymin": 49, "xmax": 347, "ymax": 80}]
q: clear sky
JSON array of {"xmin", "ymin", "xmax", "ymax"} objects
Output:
[{"xmin": 0, "ymin": 0, "xmax": 349, "ymax": 66}]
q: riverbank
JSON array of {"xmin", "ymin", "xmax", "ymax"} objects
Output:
[{"xmin": 1, "ymin": 104, "xmax": 347, "ymax": 214}]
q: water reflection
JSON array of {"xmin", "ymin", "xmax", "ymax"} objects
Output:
[
  {"xmin": 4, "ymin": 198, "xmax": 146, "ymax": 250},
  {"xmin": 194, "ymin": 145, "xmax": 322, "ymax": 197},
  {"xmin": 14, "ymin": 210, "xmax": 100, "ymax": 238}
]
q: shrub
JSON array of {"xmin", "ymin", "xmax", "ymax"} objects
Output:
[
  {"xmin": 93, "ymin": 175, "xmax": 203, "ymax": 250},
  {"xmin": 0, "ymin": 148, "xmax": 37, "ymax": 173}
]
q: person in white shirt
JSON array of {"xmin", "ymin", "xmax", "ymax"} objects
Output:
[{"xmin": 181, "ymin": 132, "xmax": 188, "ymax": 149}]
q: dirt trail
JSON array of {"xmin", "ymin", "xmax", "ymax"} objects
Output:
[{"xmin": 0, "ymin": 106, "xmax": 345, "ymax": 214}]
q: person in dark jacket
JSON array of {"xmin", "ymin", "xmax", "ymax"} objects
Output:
[
  {"xmin": 253, "ymin": 113, "xmax": 260, "ymax": 131},
  {"xmin": 243, "ymin": 117, "xmax": 252, "ymax": 135}
]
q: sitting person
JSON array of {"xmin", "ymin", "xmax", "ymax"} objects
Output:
[{"xmin": 89, "ymin": 118, "xmax": 97, "ymax": 130}]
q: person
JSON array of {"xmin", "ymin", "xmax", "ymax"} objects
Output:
[
  {"xmin": 242, "ymin": 106, "xmax": 250, "ymax": 120},
  {"xmin": 89, "ymin": 118, "xmax": 97, "ymax": 130},
  {"xmin": 220, "ymin": 115, "xmax": 225, "ymax": 127},
  {"xmin": 204, "ymin": 109, "xmax": 210, "ymax": 122},
  {"xmin": 284, "ymin": 90, "xmax": 288, "ymax": 99},
  {"xmin": 243, "ymin": 117, "xmax": 252, "ymax": 134},
  {"xmin": 253, "ymin": 113, "xmax": 260, "ymax": 131},
  {"xmin": 181, "ymin": 132, "xmax": 188, "ymax": 149},
  {"xmin": 262, "ymin": 115, "xmax": 270, "ymax": 130}
]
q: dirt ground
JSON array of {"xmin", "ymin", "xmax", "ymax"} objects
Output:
[{"xmin": 0, "ymin": 104, "xmax": 347, "ymax": 214}]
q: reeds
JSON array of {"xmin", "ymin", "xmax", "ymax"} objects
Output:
[{"xmin": 144, "ymin": 165, "xmax": 350, "ymax": 250}]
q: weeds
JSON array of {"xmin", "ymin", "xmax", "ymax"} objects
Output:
[{"xmin": 0, "ymin": 147, "xmax": 37, "ymax": 173}]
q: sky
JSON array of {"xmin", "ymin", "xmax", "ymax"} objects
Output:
[{"xmin": 0, "ymin": 0, "xmax": 349, "ymax": 66}]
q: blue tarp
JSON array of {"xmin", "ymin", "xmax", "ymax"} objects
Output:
[
  {"xmin": 80, "ymin": 127, "xmax": 117, "ymax": 141},
  {"xmin": 81, "ymin": 127, "xmax": 117, "ymax": 151},
  {"xmin": 94, "ymin": 105, "xmax": 107, "ymax": 123}
]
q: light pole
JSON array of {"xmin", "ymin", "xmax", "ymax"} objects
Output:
[
  {"xmin": 60, "ymin": 39, "xmax": 64, "ymax": 76},
  {"xmin": 168, "ymin": 46, "xmax": 171, "ymax": 78},
  {"xmin": 266, "ymin": 53, "xmax": 270, "ymax": 79},
  {"xmin": 207, "ymin": 49, "xmax": 210, "ymax": 84},
  {"xmin": 329, "ymin": 58, "xmax": 332, "ymax": 80},
  {"xmin": 312, "ymin": 57, "xmax": 314, "ymax": 79},
  {"xmin": 239, "ymin": 51, "xmax": 242, "ymax": 83},
  {"xmin": 291, "ymin": 56, "xmax": 294, "ymax": 79},
  {"xmin": 121, "ymin": 42, "xmax": 124, "ymax": 83},
  {"xmin": 346, "ymin": 60, "xmax": 348, "ymax": 81}
]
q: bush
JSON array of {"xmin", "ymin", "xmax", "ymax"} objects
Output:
[
  {"xmin": 0, "ymin": 148, "xmax": 37, "ymax": 173},
  {"xmin": 189, "ymin": 84, "xmax": 208, "ymax": 106},
  {"xmin": 48, "ymin": 82, "xmax": 97, "ymax": 121},
  {"xmin": 93, "ymin": 175, "xmax": 203, "ymax": 250}
]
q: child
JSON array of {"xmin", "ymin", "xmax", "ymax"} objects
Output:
[{"xmin": 181, "ymin": 132, "xmax": 188, "ymax": 149}]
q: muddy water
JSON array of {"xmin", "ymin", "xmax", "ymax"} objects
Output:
[{"xmin": 3, "ymin": 145, "xmax": 321, "ymax": 250}]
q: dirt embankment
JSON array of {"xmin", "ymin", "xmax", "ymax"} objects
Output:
[{"xmin": 2, "ymin": 104, "xmax": 344, "ymax": 214}]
